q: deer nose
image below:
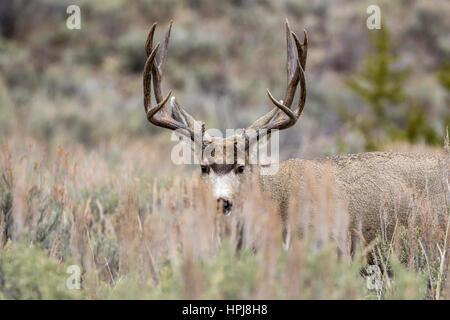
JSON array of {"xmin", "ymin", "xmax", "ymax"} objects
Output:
[{"xmin": 217, "ymin": 198, "xmax": 232, "ymax": 215}]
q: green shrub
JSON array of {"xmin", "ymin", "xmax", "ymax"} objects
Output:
[{"xmin": 0, "ymin": 242, "xmax": 84, "ymax": 299}]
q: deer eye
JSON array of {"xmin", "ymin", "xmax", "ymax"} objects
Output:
[
  {"xmin": 236, "ymin": 166, "xmax": 245, "ymax": 174},
  {"xmin": 201, "ymin": 165, "xmax": 209, "ymax": 174}
]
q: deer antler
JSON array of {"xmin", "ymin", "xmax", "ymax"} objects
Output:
[
  {"xmin": 247, "ymin": 19, "xmax": 307, "ymax": 133},
  {"xmin": 143, "ymin": 20, "xmax": 307, "ymax": 148},
  {"xmin": 143, "ymin": 21, "xmax": 203, "ymax": 141}
]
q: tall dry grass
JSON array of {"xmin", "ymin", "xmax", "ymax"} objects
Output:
[{"xmin": 0, "ymin": 132, "xmax": 448, "ymax": 299}]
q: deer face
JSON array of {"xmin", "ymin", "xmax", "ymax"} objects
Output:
[
  {"xmin": 197, "ymin": 138, "xmax": 253, "ymax": 215},
  {"xmin": 199, "ymin": 162, "xmax": 245, "ymax": 215}
]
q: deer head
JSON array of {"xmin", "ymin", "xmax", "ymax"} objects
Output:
[{"xmin": 143, "ymin": 20, "xmax": 307, "ymax": 215}]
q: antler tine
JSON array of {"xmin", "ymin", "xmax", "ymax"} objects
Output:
[
  {"xmin": 158, "ymin": 20, "xmax": 172, "ymax": 73},
  {"xmin": 286, "ymin": 19, "xmax": 297, "ymax": 84},
  {"xmin": 247, "ymin": 20, "xmax": 308, "ymax": 133},
  {"xmin": 292, "ymin": 29, "xmax": 308, "ymax": 71},
  {"xmin": 171, "ymin": 97, "xmax": 198, "ymax": 129},
  {"xmin": 143, "ymin": 42, "xmax": 160, "ymax": 114},
  {"xmin": 296, "ymin": 59, "xmax": 306, "ymax": 116},
  {"xmin": 146, "ymin": 90, "xmax": 173, "ymax": 126},
  {"xmin": 145, "ymin": 23, "xmax": 157, "ymax": 56},
  {"xmin": 266, "ymin": 88, "xmax": 297, "ymax": 123}
]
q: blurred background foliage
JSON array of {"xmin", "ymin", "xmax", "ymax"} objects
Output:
[{"xmin": 0, "ymin": 0, "xmax": 448, "ymax": 156}]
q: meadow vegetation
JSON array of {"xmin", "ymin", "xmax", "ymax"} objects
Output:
[{"xmin": 0, "ymin": 0, "xmax": 449, "ymax": 299}]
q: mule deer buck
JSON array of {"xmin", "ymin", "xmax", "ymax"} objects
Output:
[{"xmin": 142, "ymin": 20, "xmax": 448, "ymax": 250}]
